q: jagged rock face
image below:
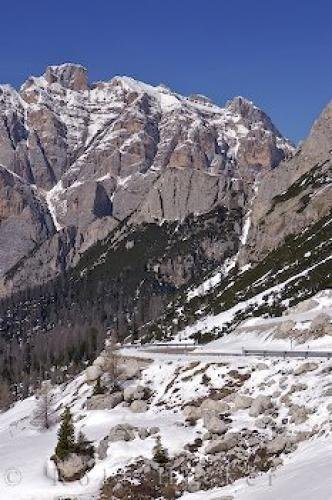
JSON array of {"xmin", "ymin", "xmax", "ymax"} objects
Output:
[
  {"xmin": 0, "ymin": 166, "xmax": 55, "ymax": 276},
  {"xmin": 0, "ymin": 86, "xmax": 29, "ymax": 181},
  {"xmin": 242, "ymin": 101, "xmax": 332, "ymax": 264},
  {"xmin": 134, "ymin": 166, "xmax": 246, "ymax": 228},
  {"xmin": 1, "ymin": 64, "xmax": 292, "ymax": 195},
  {"xmin": 0, "ymin": 63, "xmax": 292, "ymax": 289},
  {"xmin": 41, "ymin": 75, "xmax": 291, "ymax": 230}
]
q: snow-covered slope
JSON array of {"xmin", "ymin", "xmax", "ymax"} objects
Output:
[
  {"xmin": 0, "ymin": 322, "xmax": 331, "ymax": 499},
  {"xmin": 143, "ymin": 211, "xmax": 331, "ymax": 344}
]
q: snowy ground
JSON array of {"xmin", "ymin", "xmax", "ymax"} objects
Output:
[
  {"xmin": 0, "ymin": 361, "xmax": 204, "ymax": 499},
  {"xmin": 0, "ymin": 290, "xmax": 331, "ymax": 499},
  {"xmin": 0, "ymin": 349, "xmax": 331, "ymax": 499}
]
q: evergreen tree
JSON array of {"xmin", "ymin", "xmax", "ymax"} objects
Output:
[
  {"xmin": 55, "ymin": 407, "xmax": 75, "ymax": 460},
  {"xmin": 92, "ymin": 376, "xmax": 106, "ymax": 396},
  {"xmin": 152, "ymin": 436, "xmax": 169, "ymax": 465},
  {"xmin": 76, "ymin": 430, "xmax": 94, "ymax": 457}
]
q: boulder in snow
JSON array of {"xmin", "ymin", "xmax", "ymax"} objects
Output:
[
  {"xmin": 294, "ymin": 362, "xmax": 318, "ymax": 376},
  {"xmin": 183, "ymin": 405, "xmax": 202, "ymax": 422},
  {"xmin": 54, "ymin": 452, "xmax": 95, "ymax": 482},
  {"xmin": 232, "ymin": 394, "xmax": 253, "ymax": 411},
  {"xmin": 248, "ymin": 395, "xmax": 273, "ymax": 417},
  {"xmin": 130, "ymin": 400, "xmax": 148, "ymax": 413},
  {"xmin": 266, "ymin": 436, "xmax": 287, "ymax": 455},
  {"xmin": 205, "ymin": 433, "xmax": 239, "ymax": 454},
  {"xmin": 85, "ymin": 365, "xmax": 102, "ymax": 382},
  {"xmin": 289, "ymin": 404, "xmax": 309, "ymax": 424},
  {"xmin": 200, "ymin": 398, "xmax": 230, "ymax": 414},
  {"xmin": 86, "ymin": 391, "xmax": 123, "ymax": 410},
  {"xmin": 203, "ymin": 413, "xmax": 228, "ymax": 435},
  {"xmin": 108, "ymin": 424, "xmax": 136, "ymax": 442},
  {"xmin": 119, "ymin": 359, "xmax": 143, "ymax": 380},
  {"xmin": 123, "ymin": 385, "xmax": 146, "ymax": 402}
]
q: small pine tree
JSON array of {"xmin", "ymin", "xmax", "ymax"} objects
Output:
[
  {"xmin": 55, "ymin": 407, "xmax": 75, "ymax": 460},
  {"xmin": 152, "ymin": 436, "xmax": 169, "ymax": 465},
  {"xmin": 76, "ymin": 430, "xmax": 94, "ymax": 458},
  {"xmin": 92, "ymin": 377, "xmax": 106, "ymax": 396}
]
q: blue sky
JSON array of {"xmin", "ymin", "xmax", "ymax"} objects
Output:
[{"xmin": 1, "ymin": 0, "xmax": 331, "ymax": 143}]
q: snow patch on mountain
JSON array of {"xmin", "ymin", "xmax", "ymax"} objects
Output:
[{"xmin": 44, "ymin": 181, "xmax": 66, "ymax": 231}]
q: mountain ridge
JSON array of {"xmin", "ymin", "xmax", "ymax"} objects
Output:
[
  {"xmin": 0, "ymin": 63, "xmax": 293, "ymax": 288},
  {"xmin": 0, "ymin": 64, "xmax": 330, "ymax": 400}
]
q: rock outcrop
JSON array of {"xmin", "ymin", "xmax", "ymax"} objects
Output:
[
  {"xmin": 242, "ymin": 100, "xmax": 332, "ymax": 265},
  {"xmin": 0, "ymin": 165, "xmax": 55, "ymax": 276}
]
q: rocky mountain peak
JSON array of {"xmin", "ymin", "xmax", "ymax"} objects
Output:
[
  {"xmin": 43, "ymin": 63, "xmax": 89, "ymax": 91},
  {"xmin": 226, "ymin": 95, "xmax": 256, "ymax": 113},
  {"xmin": 300, "ymin": 100, "xmax": 332, "ymax": 160},
  {"xmin": 187, "ymin": 94, "xmax": 215, "ymax": 107},
  {"xmin": 0, "ymin": 63, "xmax": 296, "ymax": 286},
  {"xmin": 226, "ymin": 96, "xmax": 282, "ymax": 138},
  {"xmin": 240, "ymin": 99, "xmax": 332, "ymax": 267}
]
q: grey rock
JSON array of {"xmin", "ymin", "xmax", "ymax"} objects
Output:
[
  {"xmin": 249, "ymin": 395, "xmax": 273, "ymax": 417},
  {"xmin": 54, "ymin": 452, "xmax": 95, "ymax": 482},
  {"xmin": 232, "ymin": 394, "xmax": 253, "ymax": 411},
  {"xmin": 255, "ymin": 416, "xmax": 275, "ymax": 429},
  {"xmin": 108, "ymin": 424, "xmax": 136, "ymax": 442},
  {"xmin": 97, "ymin": 436, "xmax": 109, "ymax": 460},
  {"xmin": 187, "ymin": 480, "xmax": 201, "ymax": 493},
  {"xmin": 130, "ymin": 400, "xmax": 148, "ymax": 413},
  {"xmin": 183, "ymin": 405, "xmax": 202, "ymax": 422},
  {"xmin": 86, "ymin": 392, "xmax": 123, "ymax": 410},
  {"xmin": 205, "ymin": 433, "xmax": 240, "ymax": 454},
  {"xmin": 194, "ymin": 464, "xmax": 205, "ymax": 479},
  {"xmin": 0, "ymin": 166, "xmax": 55, "ymax": 277},
  {"xmin": 119, "ymin": 359, "xmax": 143, "ymax": 381},
  {"xmin": 294, "ymin": 362, "xmax": 318, "ymax": 376},
  {"xmin": 255, "ymin": 362, "xmax": 269, "ymax": 370},
  {"xmin": 149, "ymin": 426, "xmax": 160, "ymax": 435},
  {"xmin": 241, "ymin": 101, "xmax": 332, "ymax": 266},
  {"xmin": 289, "ymin": 383, "xmax": 308, "ymax": 393},
  {"xmin": 137, "ymin": 428, "xmax": 149, "ymax": 439},
  {"xmin": 323, "ymin": 386, "xmax": 332, "ymax": 397},
  {"xmin": 44, "ymin": 63, "xmax": 88, "ymax": 91},
  {"xmin": 85, "ymin": 365, "xmax": 103, "ymax": 382},
  {"xmin": 266, "ymin": 436, "xmax": 287, "ymax": 454},
  {"xmin": 213, "ymin": 497, "xmax": 234, "ymax": 500},
  {"xmin": 0, "ymin": 64, "xmax": 293, "ymax": 295},
  {"xmin": 288, "ymin": 405, "xmax": 309, "ymax": 424},
  {"xmin": 123, "ymin": 385, "xmax": 146, "ymax": 402},
  {"xmin": 203, "ymin": 413, "xmax": 228, "ymax": 435},
  {"xmin": 200, "ymin": 398, "xmax": 230, "ymax": 414}
]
